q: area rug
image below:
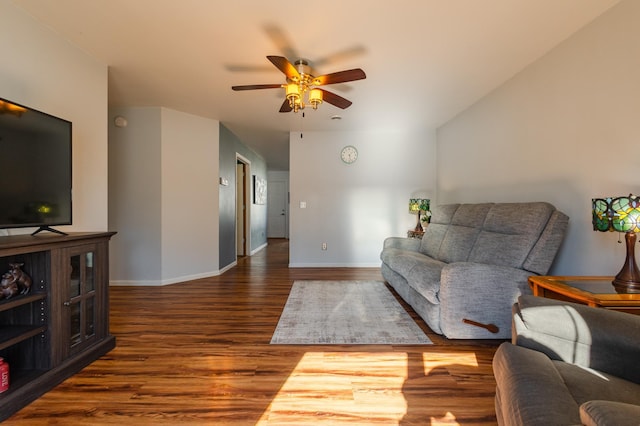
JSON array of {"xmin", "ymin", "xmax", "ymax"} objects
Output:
[{"xmin": 270, "ymin": 280, "xmax": 432, "ymax": 345}]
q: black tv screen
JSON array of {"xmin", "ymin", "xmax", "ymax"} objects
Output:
[{"xmin": 0, "ymin": 98, "xmax": 72, "ymax": 232}]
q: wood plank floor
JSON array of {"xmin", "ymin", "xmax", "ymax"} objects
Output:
[{"xmin": 5, "ymin": 239, "xmax": 501, "ymax": 425}]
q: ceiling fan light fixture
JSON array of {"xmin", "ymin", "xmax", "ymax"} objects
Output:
[
  {"xmin": 285, "ymin": 83, "xmax": 301, "ymax": 110},
  {"xmin": 309, "ymin": 89, "xmax": 323, "ymax": 109}
]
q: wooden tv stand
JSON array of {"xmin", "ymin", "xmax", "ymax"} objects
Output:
[{"xmin": 0, "ymin": 232, "xmax": 116, "ymax": 421}]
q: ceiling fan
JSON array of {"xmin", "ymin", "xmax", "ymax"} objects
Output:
[{"xmin": 231, "ymin": 56, "xmax": 366, "ymax": 113}]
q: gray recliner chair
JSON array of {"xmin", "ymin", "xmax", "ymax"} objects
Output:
[{"xmin": 493, "ymin": 295, "xmax": 640, "ymax": 425}]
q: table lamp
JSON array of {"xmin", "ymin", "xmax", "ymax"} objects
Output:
[
  {"xmin": 409, "ymin": 198, "xmax": 430, "ymax": 232},
  {"xmin": 592, "ymin": 194, "xmax": 640, "ymax": 293}
]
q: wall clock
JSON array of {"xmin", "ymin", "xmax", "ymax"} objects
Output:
[{"xmin": 340, "ymin": 145, "xmax": 358, "ymax": 164}]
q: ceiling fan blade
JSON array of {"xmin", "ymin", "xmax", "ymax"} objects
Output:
[
  {"xmin": 313, "ymin": 45, "xmax": 367, "ymax": 67},
  {"xmin": 263, "ymin": 24, "xmax": 299, "ymax": 61},
  {"xmin": 267, "ymin": 56, "xmax": 300, "ymax": 80},
  {"xmin": 314, "ymin": 69, "xmax": 366, "ymax": 86},
  {"xmin": 225, "ymin": 64, "xmax": 274, "ymax": 73},
  {"xmin": 232, "ymin": 84, "xmax": 282, "ymax": 91},
  {"xmin": 319, "ymin": 89, "xmax": 353, "ymax": 109},
  {"xmin": 279, "ymin": 99, "xmax": 292, "ymax": 113}
]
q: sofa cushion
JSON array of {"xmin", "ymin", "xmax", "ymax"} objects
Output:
[
  {"xmin": 405, "ymin": 257, "xmax": 446, "ymax": 305},
  {"xmin": 436, "ymin": 204, "xmax": 492, "ymax": 263},
  {"xmin": 419, "ymin": 223, "xmax": 447, "ymax": 257},
  {"xmin": 437, "ymin": 225, "xmax": 481, "ymax": 263},
  {"xmin": 427, "ymin": 203, "xmax": 460, "ymax": 225},
  {"xmin": 451, "ymin": 203, "xmax": 492, "ymax": 228},
  {"xmin": 380, "ymin": 248, "xmax": 426, "ymax": 277},
  {"xmin": 419, "ymin": 204, "xmax": 459, "ymax": 257},
  {"xmin": 468, "ymin": 202, "xmax": 554, "ymax": 269},
  {"xmin": 381, "ymin": 247, "xmax": 445, "ymax": 305},
  {"xmin": 523, "ymin": 210, "xmax": 570, "ymax": 275}
]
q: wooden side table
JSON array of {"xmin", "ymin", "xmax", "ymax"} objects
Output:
[
  {"xmin": 528, "ymin": 276, "xmax": 640, "ymax": 314},
  {"xmin": 407, "ymin": 230, "xmax": 424, "ymax": 239}
]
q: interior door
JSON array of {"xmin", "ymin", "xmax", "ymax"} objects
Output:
[
  {"xmin": 236, "ymin": 162, "xmax": 246, "ymax": 256},
  {"xmin": 267, "ymin": 180, "xmax": 288, "ymax": 238}
]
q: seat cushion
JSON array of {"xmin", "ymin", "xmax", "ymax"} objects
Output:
[
  {"xmin": 381, "ymin": 247, "xmax": 445, "ymax": 305},
  {"xmin": 404, "ymin": 257, "xmax": 446, "ymax": 305},
  {"xmin": 554, "ymin": 361, "xmax": 640, "ymax": 407},
  {"xmin": 380, "ymin": 248, "xmax": 424, "ymax": 277}
]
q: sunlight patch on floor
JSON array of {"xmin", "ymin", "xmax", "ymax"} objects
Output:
[
  {"xmin": 257, "ymin": 350, "xmax": 480, "ymax": 425},
  {"xmin": 422, "ymin": 351, "xmax": 480, "ymax": 374}
]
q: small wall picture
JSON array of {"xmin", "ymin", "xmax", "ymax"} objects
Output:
[{"xmin": 253, "ymin": 175, "xmax": 267, "ymax": 205}]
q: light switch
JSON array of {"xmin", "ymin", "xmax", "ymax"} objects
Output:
[{"xmin": 300, "ymin": 201, "xmax": 307, "ymax": 208}]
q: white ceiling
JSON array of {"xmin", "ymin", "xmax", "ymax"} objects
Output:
[{"xmin": 12, "ymin": 0, "xmax": 619, "ymax": 171}]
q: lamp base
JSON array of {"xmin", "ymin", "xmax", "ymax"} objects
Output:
[
  {"xmin": 612, "ymin": 279, "xmax": 640, "ymax": 294},
  {"xmin": 612, "ymin": 232, "xmax": 640, "ymax": 294},
  {"xmin": 414, "ymin": 212, "xmax": 423, "ymax": 232}
]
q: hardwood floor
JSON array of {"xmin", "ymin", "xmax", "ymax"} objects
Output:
[{"xmin": 5, "ymin": 239, "xmax": 501, "ymax": 425}]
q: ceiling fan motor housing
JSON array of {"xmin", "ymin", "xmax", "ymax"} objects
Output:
[{"xmin": 289, "ymin": 59, "xmax": 315, "ymax": 83}]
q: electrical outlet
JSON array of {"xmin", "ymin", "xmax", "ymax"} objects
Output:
[{"xmin": 322, "ymin": 242, "xmax": 327, "ymax": 250}]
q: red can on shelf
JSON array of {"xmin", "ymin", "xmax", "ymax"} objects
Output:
[{"xmin": 0, "ymin": 358, "xmax": 9, "ymax": 393}]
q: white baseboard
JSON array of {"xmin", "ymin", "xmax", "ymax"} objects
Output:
[
  {"xmin": 109, "ymin": 246, "xmax": 272, "ymax": 286},
  {"xmin": 288, "ymin": 262, "xmax": 383, "ymax": 268},
  {"xmin": 110, "ymin": 269, "xmax": 222, "ymax": 287},
  {"xmin": 250, "ymin": 241, "xmax": 268, "ymax": 255},
  {"xmin": 219, "ymin": 260, "xmax": 237, "ymax": 275}
]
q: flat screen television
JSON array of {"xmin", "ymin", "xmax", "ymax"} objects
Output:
[{"xmin": 0, "ymin": 98, "xmax": 72, "ymax": 235}]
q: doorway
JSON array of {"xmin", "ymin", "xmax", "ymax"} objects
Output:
[
  {"xmin": 267, "ymin": 179, "xmax": 289, "ymax": 238},
  {"xmin": 236, "ymin": 155, "xmax": 251, "ymax": 257}
]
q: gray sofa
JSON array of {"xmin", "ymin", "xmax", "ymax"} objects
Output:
[
  {"xmin": 494, "ymin": 295, "xmax": 640, "ymax": 426},
  {"xmin": 380, "ymin": 202, "xmax": 568, "ymax": 339}
]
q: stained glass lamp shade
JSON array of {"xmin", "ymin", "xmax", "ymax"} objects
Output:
[
  {"xmin": 592, "ymin": 194, "xmax": 640, "ymax": 293},
  {"xmin": 409, "ymin": 198, "xmax": 430, "ymax": 232}
]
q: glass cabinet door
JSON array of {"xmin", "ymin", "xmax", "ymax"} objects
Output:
[{"xmin": 66, "ymin": 247, "xmax": 96, "ymax": 354}]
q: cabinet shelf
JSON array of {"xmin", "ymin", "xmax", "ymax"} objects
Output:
[
  {"xmin": 0, "ymin": 325, "xmax": 47, "ymax": 351},
  {"xmin": 0, "ymin": 294, "xmax": 46, "ymax": 313},
  {"xmin": 0, "ymin": 368, "xmax": 46, "ymax": 400}
]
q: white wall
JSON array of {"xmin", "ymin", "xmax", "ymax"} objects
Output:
[
  {"xmin": 290, "ymin": 129, "xmax": 436, "ymax": 267},
  {"xmin": 109, "ymin": 107, "xmax": 220, "ymax": 285},
  {"xmin": 436, "ymin": 0, "xmax": 640, "ymax": 275},
  {"xmin": 0, "ymin": 2, "xmax": 108, "ymax": 234}
]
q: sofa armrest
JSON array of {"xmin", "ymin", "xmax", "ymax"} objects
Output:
[
  {"xmin": 382, "ymin": 236, "xmax": 420, "ymax": 252},
  {"xmin": 514, "ymin": 295, "xmax": 640, "ymax": 384},
  {"xmin": 580, "ymin": 400, "xmax": 640, "ymax": 426},
  {"xmin": 438, "ymin": 262, "xmax": 532, "ymax": 339}
]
